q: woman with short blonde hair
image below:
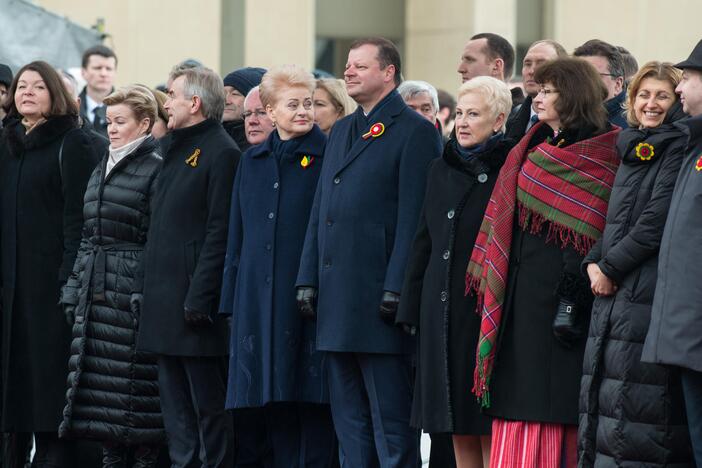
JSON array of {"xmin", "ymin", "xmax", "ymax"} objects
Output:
[
  {"xmin": 59, "ymin": 84, "xmax": 165, "ymax": 467},
  {"xmin": 221, "ymin": 64, "xmax": 335, "ymax": 466},
  {"xmin": 314, "ymin": 78, "xmax": 356, "ymax": 134}
]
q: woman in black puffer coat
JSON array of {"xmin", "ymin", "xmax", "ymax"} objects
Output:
[
  {"xmin": 59, "ymin": 85, "xmax": 165, "ymax": 468},
  {"xmin": 579, "ymin": 62, "xmax": 694, "ymax": 467}
]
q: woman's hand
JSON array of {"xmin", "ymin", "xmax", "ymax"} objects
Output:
[{"xmin": 587, "ymin": 263, "xmax": 618, "ymax": 297}]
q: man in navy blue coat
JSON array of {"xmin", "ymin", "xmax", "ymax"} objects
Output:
[{"xmin": 296, "ymin": 37, "xmax": 442, "ymax": 467}]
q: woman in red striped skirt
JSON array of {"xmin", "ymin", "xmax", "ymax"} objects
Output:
[{"xmin": 465, "ymin": 58, "xmax": 620, "ymax": 468}]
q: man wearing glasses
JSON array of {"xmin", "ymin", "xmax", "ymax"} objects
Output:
[
  {"xmin": 573, "ymin": 39, "xmax": 629, "ymax": 128},
  {"xmin": 222, "ymin": 67, "xmax": 266, "ymax": 151}
]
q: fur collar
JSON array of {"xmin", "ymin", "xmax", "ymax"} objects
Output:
[{"xmin": 4, "ymin": 114, "xmax": 79, "ymax": 158}]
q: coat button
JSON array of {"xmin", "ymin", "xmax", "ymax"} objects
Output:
[
  {"xmin": 326, "ymin": 220, "xmax": 334, "ymax": 226},
  {"xmin": 478, "ymin": 173, "xmax": 488, "ymax": 183},
  {"xmin": 323, "ymin": 260, "xmax": 332, "ymax": 268},
  {"xmin": 265, "ymin": 276, "xmax": 272, "ymax": 284},
  {"xmin": 268, "ymin": 212, "xmax": 275, "ymax": 219},
  {"xmin": 333, "ymin": 177, "xmax": 341, "ymax": 185},
  {"xmin": 442, "ymin": 250, "xmax": 450, "ymax": 260},
  {"xmin": 273, "ymin": 182, "xmax": 279, "ymax": 189},
  {"xmin": 265, "ymin": 244, "xmax": 272, "ymax": 251},
  {"xmin": 447, "ymin": 210, "xmax": 455, "ymax": 219},
  {"xmin": 440, "ymin": 291, "xmax": 448, "ymax": 302}
]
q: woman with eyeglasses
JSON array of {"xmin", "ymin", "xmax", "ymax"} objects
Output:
[
  {"xmin": 219, "ymin": 65, "xmax": 336, "ymax": 467},
  {"xmin": 465, "ymin": 58, "xmax": 620, "ymax": 468},
  {"xmin": 579, "ymin": 62, "xmax": 693, "ymax": 466}
]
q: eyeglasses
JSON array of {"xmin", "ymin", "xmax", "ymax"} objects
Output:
[
  {"xmin": 536, "ymin": 88, "xmax": 558, "ymax": 96},
  {"xmin": 242, "ymin": 110, "xmax": 267, "ymax": 120}
]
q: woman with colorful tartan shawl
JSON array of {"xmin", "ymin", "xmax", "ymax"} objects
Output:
[
  {"xmin": 465, "ymin": 58, "xmax": 620, "ymax": 468},
  {"xmin": 578, "ymin": 63, "xmax": 693, "ymax": 467}
]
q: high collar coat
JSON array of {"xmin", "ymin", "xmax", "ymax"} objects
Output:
[
  {"xmin": 220, "ymin": 126, "xmax": 328, "ymax": 409},
  {"xmin": 137, "ymin": 119, "xmax": 240, "ymax": 357}
]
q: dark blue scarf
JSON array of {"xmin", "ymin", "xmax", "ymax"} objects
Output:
[{"xmin": 453, "ymin": 131, "xmax": 504, "ymax": 161}]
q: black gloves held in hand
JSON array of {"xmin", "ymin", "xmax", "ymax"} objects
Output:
[
  {"xmin": 130, "ymin": 293, "xmax": 143, "ymax": 318},
  {"xmin": 379, "ymin": 291, "xmax": 400, "ymax": 325},
  {"xmin": 184, "ymin": 307, "xmax": 213, "ymax": 327},
  {"xmin": 63, "ymin": 304, "xmax": 76, "ymax": 326},
  {"xmin": 553, "ymin": 299, "xmax": 582, "ymax": 347},
  {"xmin": 296, "ymin": 287, "xmax": 318, "ymax": 320}
]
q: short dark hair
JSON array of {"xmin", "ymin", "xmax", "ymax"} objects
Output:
[
  {"xmin": 437, "ymin": 89, "xmax": 456, "ymax": 119},
  {"xmin": 534, "ymin": 57, "xmax": 608, "ymax": 132},
  {"xmin": 349, "ymin": 37, "xmax": 402, "ymax": 86},
  {"xmin": 616, "ymin": 45, "xmax": 639, "ymax": 83},
  {"xmin": 81, "ymin": 45, "xmax": 117, "ymax": 69},
  {"xmin": 573, "ymin": 39, "xmax": 624, "ymax": 78},
  {"xmin": 471, "ymin": 32, "xmax": 516, "ymax": 80},
  {"xmin": 3, "ymin": 60, "xmax": 79, "ymax": 119}
]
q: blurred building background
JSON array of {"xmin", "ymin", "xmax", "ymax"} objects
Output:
[{"xmin": 10, "ymin": 0, "xmax": 702, "ymax": 94}]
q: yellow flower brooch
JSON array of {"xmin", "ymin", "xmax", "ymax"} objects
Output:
[{"xmin": 635, "ymin": 142, "xmax": 654, "ymax": 161}]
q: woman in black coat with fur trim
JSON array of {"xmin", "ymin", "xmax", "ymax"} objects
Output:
[
  {"xmin": 397, "ymin": 76, "xmax": 515, "ymax": 468},
  {"xmin": 0, "ymin": 61, "xmax": 99, "ymax": 466}
]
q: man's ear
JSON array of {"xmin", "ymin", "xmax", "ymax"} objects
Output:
[
  {"xmin": 493, "ymin": 58, "xmax": 505, "ymax": 79},
  {"xmin": 191, "ymin": 95, "xmax": 203, "ymax": 115}
]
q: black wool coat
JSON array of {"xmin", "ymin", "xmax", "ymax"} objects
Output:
[
  {"xmin": 486, "ymin": 125, "xmax": 605, "ymax": 426},
  {"xmin": 398, "ymin": 137, "xmax": 512, "ymax": 434},
  {"xmin": 59, "ymin": 137, "xmax": 165, "ymax": 445},
  {"xmin": 579, "ymin": 105, "xmax": 692, "ymax": 467},
  {"xmin": 137, "ymin": 119, "xmax": 240, "ymax": 357},
  {"xmin": 0, "ymin": 115, "xmax": 100, "ymax": 431}
]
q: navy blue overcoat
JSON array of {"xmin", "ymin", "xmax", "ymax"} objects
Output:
[
  {"xmin": 220, "ymin": 125, "xmax": 328, "ymax": 408},
  {"xmin": 296, "ymin": 91, "xmax": 442, "ymax": 354}
]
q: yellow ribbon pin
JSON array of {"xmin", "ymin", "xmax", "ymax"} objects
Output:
[{"xmin": 185, "ymin": 148, "xmax": 201, "ymax": 167}]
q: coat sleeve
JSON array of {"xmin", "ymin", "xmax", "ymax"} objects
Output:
[
  {"xmin": 59, "ymin": 129, "xmax": 100, "ymax": 284},
  {"xmin": 219, "ymin": 159, "xmax": 244, "ymax": 315},
  {"xmin": 184, "ymin": 146, "xmax": 240, "ymax": 316},
  {"xmin": 383, "ymin": 120, "xmax": 442, "ymax": 294},
  {"xmin": 132, "ymin": 168, "xmax": 161, "ymax": 294},
  {"xmin": 295, "ymin": 153, "xmax": 324, "ymax": 288},
  {"xmin": 581, "ymin": 237, "xmax": 603, "ymax": 276},
  {"xmin": 396, "ymin": 199, "xmax": 432, "ymax": 328},
  {"xmin": 597, "ymin": 141, "xmax": 685, "ymax": 283},
  {"xmin": 60, "ymin": 236, "xmax": 92, "ymax": 306}
]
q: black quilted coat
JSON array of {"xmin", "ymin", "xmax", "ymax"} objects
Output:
[
  {"xmin": 58, "ymin": 136, "xmax": 165, "ymax": 445},
  {"xmin": 578, "ymin": 104, "xmax": 693, "ymax": 467}
]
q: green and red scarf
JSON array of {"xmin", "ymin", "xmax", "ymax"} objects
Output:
[{"xmin": 465, "ymin": 122, "xmax": 620, "ymax": 407}]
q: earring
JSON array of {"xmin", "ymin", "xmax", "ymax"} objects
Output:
[{"xmin": 271, "ymin": 121, "xmax": 276, "ymax": 127}]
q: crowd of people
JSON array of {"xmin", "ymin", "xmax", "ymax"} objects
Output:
[{"xmin": 0, "ymin": 31, "xmax": 701, "ymax": 468}]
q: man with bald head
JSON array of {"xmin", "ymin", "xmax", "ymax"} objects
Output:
[{"xmin": 506, "ymin": 39, "xmax": 568, "ymax": 141}]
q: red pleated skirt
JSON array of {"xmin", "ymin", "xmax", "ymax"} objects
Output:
[{"xmin": 489, "ymin": 419, "xmax": 577, "ymax": 468}]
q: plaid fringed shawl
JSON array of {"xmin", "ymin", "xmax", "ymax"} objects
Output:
[{"xmin": 465, "ymin": 123, "xmax": 620, "ymax": 407}]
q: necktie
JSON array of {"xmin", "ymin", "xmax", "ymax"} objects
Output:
[{"xmin": 93, "ymin": 105, "xmax": 107, "ymax": 127}]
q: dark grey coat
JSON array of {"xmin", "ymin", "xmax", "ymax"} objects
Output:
[
  {"xmin": 579, "ymin": 105, "xmax": 693, "ymax": 467},
  {"xmin": 59, "ymin": 137, "xmax": 165, "ymax": 445},
  {"xmin": 643, "ymin": 114, "xmax": 702, "ymax": 370}
]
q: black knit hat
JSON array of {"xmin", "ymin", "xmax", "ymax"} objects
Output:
[
  {"xmin": 223, "ymin": 67, "xmax": 266, "ymax": 96},
  {"xmin": 0, "ymin": 64, "xmax": 12, "ymax": 88},
  {"xmin": 676, "ymin": 39, "xmax": 702, "ymax": 71}
]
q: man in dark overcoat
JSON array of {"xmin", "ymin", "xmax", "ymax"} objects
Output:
[
  {"xmin": 137, "ymin": 66, "xmax": 239, "ymax": 468},
  {"xmin": 642, "ymin": 38, "xmax": 702, "ymax": 466},
  {"xmin": 296, "ymin": 37, "xmax": 442, "ymax": 467}
]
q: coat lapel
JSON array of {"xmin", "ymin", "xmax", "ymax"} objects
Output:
[{"xmin": 334, "ymin": 92, "xmax": 405, "ymax": 175}]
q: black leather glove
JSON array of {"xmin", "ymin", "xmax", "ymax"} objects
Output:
[
  {"xmin": 398, "ymin": 322, "xmax": 417, "ymax": 336},
  {"xmin": 130, "ymin": 293, "xmax": 143, "ymax": 318},
  {"xmin": 553, "ymin": 299, "xmax": 582, "ymax": 347},
  {"xmin": 379, "ymin": 291, "xmax": 400, "ymax": 325},
  {"xmin": 63, "ymin": 304, "xmax": 76, "ymax": 326},
  {"xmin": 184, "ymin": 307, "xmax": 213, "ymax": 327},
  {"xmin": 296, "ymin": 287, "xmax": 318, "ymax": 320}
]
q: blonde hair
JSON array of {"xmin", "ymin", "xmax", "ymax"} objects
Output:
[
  {"xmin": 457, "ymin": 76, "xmax": 512, "ymax": 132},
  {"xmin": 259, "ymin": 64, "xmax": 316, "ymax": 108},
  {"xmin": 624, "ymin": 61, "xmax": 682, "ymax": 127},
  {"xmin": 315, "ymin": 78, "xmax": 357, "ymax": 117},
  {"xmin": 103, "ymin": 84, "xmax": 158, "ymax": 132}
]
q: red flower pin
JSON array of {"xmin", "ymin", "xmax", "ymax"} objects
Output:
[
  {"xmin": 362, "ymin": 122, "xmax": 385, "ymax": 140},
  {"xmin": 695, "ymin": 154, "xmax": 702, "ymax": 172}
]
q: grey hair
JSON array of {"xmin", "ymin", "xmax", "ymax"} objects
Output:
[
  {"xmin": 397, "ymin": 80, "xmax": 439, "ymax": 112},
  {"xmin": 169, "ymin": 66, "xmax": 225, "ymax": 122},
  {"xmin": 457, "ymin": 76, "xmax": 512, "ymax": 132}
]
